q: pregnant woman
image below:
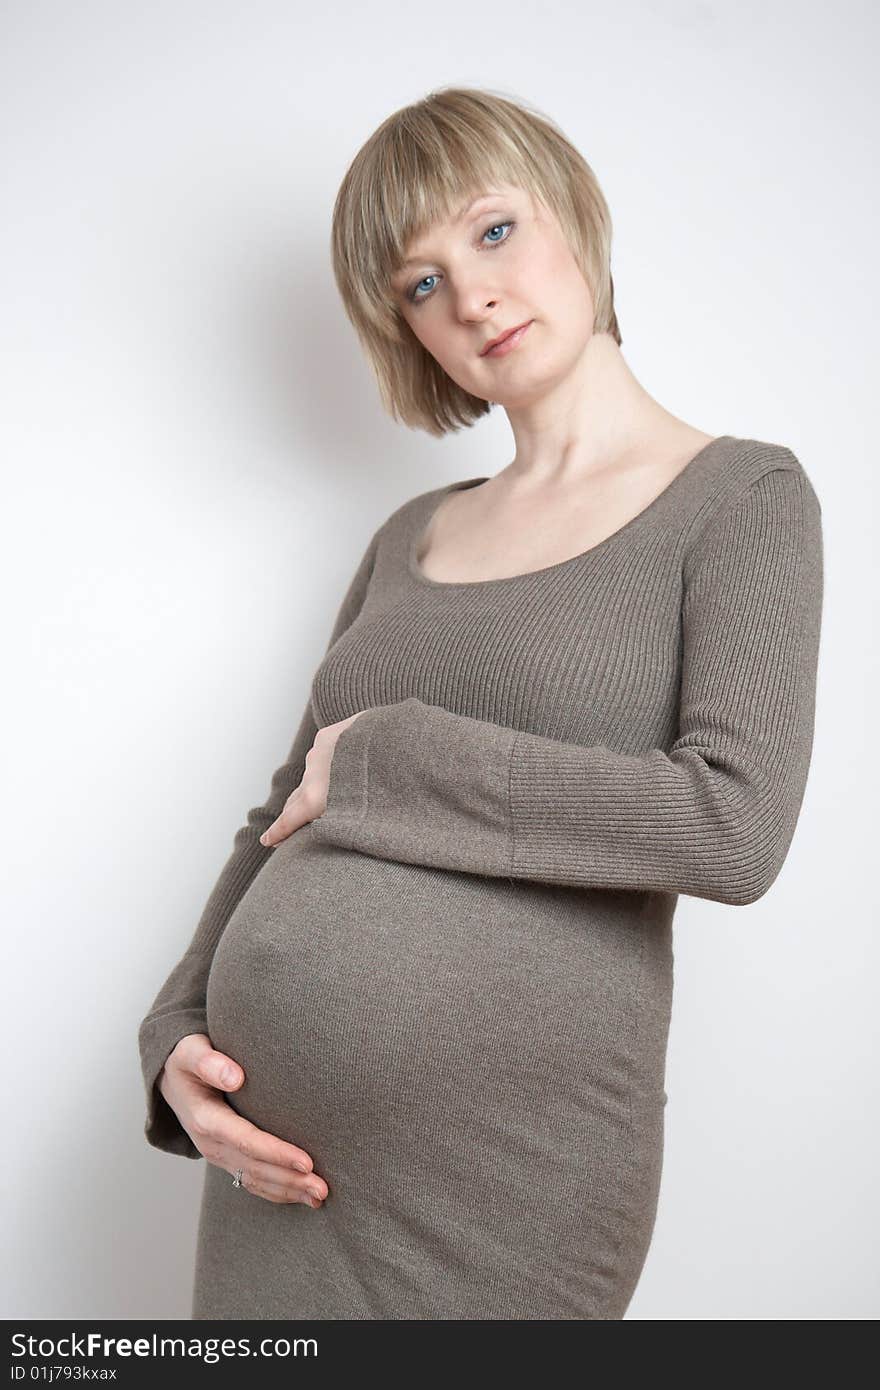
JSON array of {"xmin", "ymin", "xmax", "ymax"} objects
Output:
[{"xmin": 137, "ymin": 86, "xmax": 824, "ymax": 1320}]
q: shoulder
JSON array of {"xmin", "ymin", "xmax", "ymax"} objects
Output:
[
  {"xmin": 683, "ymin": 436, "xmax": 821, "ymax": 573},
  {"xmin": 349, "ymin": 479, "xmax": 468, "ymax": 579},
  {"xmin": 375, "ymin": 475, "xmax": 488, "ymax": 540},
  {"xmin": 709, "ymin": 435, "xmax": 820, "ymax": 501},
  {"xmin": 737, "ymin": 437, "xmax": 820, "ymax": 505},
  {"xmin": 732, "ymin": 438, "xmax": 822, "ymax": 528},
  {"xmin": 353, "ymin": 481, "xmax": 446, "ymax": 551}
]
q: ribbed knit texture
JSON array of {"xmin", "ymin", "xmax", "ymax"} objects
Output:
[{"xmin": 137, "ymin": 434, "xmax": 823, "ymax": 1319}]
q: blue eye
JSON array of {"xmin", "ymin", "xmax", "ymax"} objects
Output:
[
  {"xmin": 407, "ymin": 219, "xmax": 516, "ymax": 306},
  {"xmin": 410, "ymin": 273, "xmax": 438, "ymax": 303}
]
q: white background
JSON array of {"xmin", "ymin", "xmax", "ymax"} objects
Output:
[{"xmin": 3, "ymin": 0, "xmax": 876, "ymax": 1320}]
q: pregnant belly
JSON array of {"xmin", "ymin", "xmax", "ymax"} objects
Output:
[{"xmin": 205, "ymin": 822, "xmax": 667, "ymax": 1215}]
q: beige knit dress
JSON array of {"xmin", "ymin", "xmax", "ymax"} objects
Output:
[{"xmin": 138, "ymin": 434, "xmax": 823, "ymax": 1319}]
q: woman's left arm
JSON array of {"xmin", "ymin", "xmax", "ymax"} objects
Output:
[{"xmin": 310, "ymin": 465, "xmax": 824, "ymax": 906}]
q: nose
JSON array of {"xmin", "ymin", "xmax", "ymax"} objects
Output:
[{"xmin": 455, "ymin": 286, "xmax": 500, "ymax": 324}]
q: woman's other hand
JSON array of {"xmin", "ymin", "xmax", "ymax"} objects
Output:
[
  {"xmin": 157, "ymin": 1034, "xmax": 328, "ymax": 1208},
  {"xmin": 258, "ymin": 710, "xmax": 368, "ymax": 849}
]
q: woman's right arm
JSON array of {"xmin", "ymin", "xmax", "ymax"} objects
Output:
[{"xmin": 137, "ymin": 518, "xmax": 383, "ymax": 1159}]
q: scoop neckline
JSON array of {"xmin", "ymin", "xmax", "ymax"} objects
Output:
[{"xmin": 407, "ymin": 433, "xmax": 735, "ymax": 590}]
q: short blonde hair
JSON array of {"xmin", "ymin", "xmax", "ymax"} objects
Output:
[{"xmin": 330, "ymin": 85, "xmax": 621, "ymax": 438}]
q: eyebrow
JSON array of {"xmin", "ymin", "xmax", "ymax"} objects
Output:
[{"xmin": 395, "ymin": 192, "xmax": 505, "ymax": 273}]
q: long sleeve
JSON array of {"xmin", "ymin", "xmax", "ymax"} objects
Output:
[
  {"xmin": 137, "ymin": 522, "xmax": 382, "ymax": 1158},
  {"xmin": 312, "ymin": 466, "xmax": 823, "ymax": 906}
]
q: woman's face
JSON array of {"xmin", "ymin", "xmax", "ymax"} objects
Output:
[{"xmin": 390, "ymin": 182, "xmax": 595, "ymax": 407}]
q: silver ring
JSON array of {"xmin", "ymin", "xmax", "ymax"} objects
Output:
[{"xmin": 232, "ymin": 1168, "xmax": 243, "ymax": 1188}]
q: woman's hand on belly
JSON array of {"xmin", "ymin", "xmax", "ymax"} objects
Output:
[
  {"xmin": 259, "ymin": 709, "xmax": 369, "ymax": 849},
  {"xmin": 159, "ymin": 1034, "xmax": 328, "ymax": 1208}
]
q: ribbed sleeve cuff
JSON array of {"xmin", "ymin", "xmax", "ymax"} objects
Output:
[
  {"xmin": 313, "ymin": 697, "xmax": 516, "ymax": 878},
  {"xmin": 138, "ymin": 1009, "xmax": 208, "ymax": 1160},
  {"xmin": 138, "ymin": 945, "xmax": 214, "ymax": 1163}
]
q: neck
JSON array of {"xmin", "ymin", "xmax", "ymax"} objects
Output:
[{"xmin": 500, "ymin": 331, "xmax": 694, "ymax": 488}]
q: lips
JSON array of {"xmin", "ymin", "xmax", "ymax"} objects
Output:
[{"xmin": 480, "ymin": 319, "xmax": 533, "ymax": 356}]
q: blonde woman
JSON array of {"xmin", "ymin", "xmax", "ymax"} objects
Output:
[{"xmin": 138, "ymin": 86, "xmax": 823, "ymax": 1320}]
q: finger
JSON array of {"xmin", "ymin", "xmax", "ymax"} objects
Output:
[
  {"xmin": 232, "ymin": 1166, "xmax": 325, "ymax": 1206},
  {"xmin": 245, "ymin": 1158, "xmax": 328, "ymax": 1204},
  {"xmin": 259, "ymin": 796, "xmax": 308, "ymax": 847},
  {"xmin": 196, "ymin": 1048, "xmax": 245, "ymax": 1092},
  {"xmin": 222, "ymin": 1108, "xmax": 315, "ymax": 1176}
]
